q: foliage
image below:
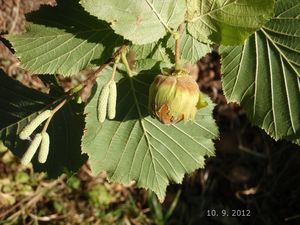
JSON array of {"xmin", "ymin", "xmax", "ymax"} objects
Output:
[
  {"xmin": 80, "ymin": 0, "xmax": 187, "ymax": 45},
  {"xmin": 6, "ymin": 0, "xmax": 123, "ymax": 75},
  {"xmin": 82, "ymin": 64, "xmax": 218, "ymax": 201},
  {"xmin": 220, "ymin": 0, "xmax": 300, "ymax": 142},
  {"xmin": 1, "ymin": 0, "xmax": 299, "ymax": 201},
  {"xmin": 186, "ymin": 0, "xmax": 275, "ymax": 45},
  {"xmin": 0, "ymin": 71, "xmax": 86, "ymax": 177}
]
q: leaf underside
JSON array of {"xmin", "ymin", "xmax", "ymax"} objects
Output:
[
  {"xmin": 80, "ymin": 0, "xmax": 186, "ymax": 45},
  {"xmin": 187, "ymin": 0, "xmax": 275, "ymax": 45},
  {"xmin": 6, "ymin": 0, "xmax": 123, "ymax": 76},
  {"xmin": 0, "ymin": 70, "xmax": 86, "ymax": 176},
  {"xmin": 82, "ymin": 63, "xmax": 219, "ymax": 201},
  {"xmin": 220, "ymin": 0, "xmax": 300, "ymax": 141}
]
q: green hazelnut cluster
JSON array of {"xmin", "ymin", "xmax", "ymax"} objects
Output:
[{"xmin": 149, "ymin": 69, "xmax": 207, "ymax": 125}]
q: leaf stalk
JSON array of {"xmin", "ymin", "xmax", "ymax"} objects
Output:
[
  {"xmin": 175, "ymin": 24, "xmax": 183, "ymax": 71},
  {"xmin": 121, "ymin": 48, "xmax": 133, "ymax": 77}
]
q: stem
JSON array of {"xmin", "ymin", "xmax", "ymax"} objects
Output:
[
  {"xmin": 110, "ymin": 55, "xmax": 121, "ymax": 82},
  {"xmin": 85, "ymin": 42, "xmax": 129, "ymax": 84},
  {"xmin": 175, "ymin": 24, "xmax": 183, "ymax": 71},
  {"xmin": 175, "ymin": 38, "xmax": 180, "ymax": 70},
  {"xmin": 70, "ymin": 84, "xmax": 84, "ymax": 95},
  {"xmin": 42, "ymin": 99, "xmax": 67, "ymax": 133},
  {"xmin": 121, "ymin": 48, "xmax": 133, "ymax": 77},
  {"xmin": 40, "ymin": 80, "xmax": 85, "ymax": 134}
]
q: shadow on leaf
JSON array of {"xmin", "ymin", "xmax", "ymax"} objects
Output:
[
  {"xmin": 0, "ymin": 71, "xmax": 87, "ymax": 177},
  {"xmin": 25, "ymin": 0, "xmax": 123, "ymax": 66}
]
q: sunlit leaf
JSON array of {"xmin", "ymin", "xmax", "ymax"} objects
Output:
[
  {"xmin": 80, "ymin": 0, "xmax": 186, "ymax": 44},
  {"xmin": 82, "ymin": 62, "xmax": 219, "ymax": 201},
  {"xmin": 187, "ymin": 0, "xmax": 275, "ymax": 45},
  {"xmin": 6, "ymin": 0, "xmax": 123, "ymax": 76},
  {"xmin": 220, "ymin": 0, "xmax": 300, "ymax": 141}
]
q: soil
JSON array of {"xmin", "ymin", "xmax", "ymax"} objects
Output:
[{"xmin": 0, "ymin": 0, "xmax": 56, "ymax": 34}]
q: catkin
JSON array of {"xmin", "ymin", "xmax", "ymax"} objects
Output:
[
  {"xmin": 38, "ymin": 132, "xmax": 50, "ymax": 163},
  {"xmin": 20, "ymin": 133, "xmax": 42, "ymax": 165},
  {"xmin": 97, "ymin": 84, "xmax": 110, "ymax": 123},
  {"xmin": 108, "ymin": 81, "xmax": 117, "ymax": 119},
  {"xmin": 19, "ymin": 110, "xmax": 52, "ymax": 140}
]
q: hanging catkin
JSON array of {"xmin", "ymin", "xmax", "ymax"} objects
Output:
[
  {"xmin": 97, "ymin": 83, "xmax": 110, "ymax": 123},
  {"xmin": 38, "ymin": 132, "xmax": 50, "ymax": 163},
  {"xmin": 20, "ymin": 133, "xmax": 42, "ymax": 165},
  {"xmin": 108, "ymin": 81, "xmax": 117, "ymax": 119},
  {"xmin": 19, "ymin": 110, "xmax": 52, "ymax": 140}
]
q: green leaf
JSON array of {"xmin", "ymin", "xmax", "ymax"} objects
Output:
[
  {"xmin": 6, "ymin": 0, "xmax": 123, "ymax": 76},
  {"xmin": 0, "ymin": 70, "xmax": 86, "ymax": 176},
  {"xmin": 80, "ymin": 0, "xmax": 186, "ymax": 45},
  {"xmin": 187, "ymin": 0, "xmax": 275, "ymax": 45},
  {"xmin": 82, "ymin": 62, "xmax": 219, "ymax": 201},
  {"xmin": 167, "ymin": 25, "xmax": 212, "ymax": 63},
  {"xmin": 131, "ymin": 24, "xmax": 211, "ymax": 64},
  {"xmin": 220, "ymin": 0, "xmax": 300, "ymax": 141}
]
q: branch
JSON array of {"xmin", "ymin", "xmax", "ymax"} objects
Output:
[
  {"xmin": 42, "ymin": 99, "xmax": 67, "ymax": 133},
  {"xmin": 85, "ymin": 41, "xmax": 129, "ymax": 84}
]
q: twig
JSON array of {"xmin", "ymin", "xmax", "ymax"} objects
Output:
[
  {"xmin": 238, "ymin": 144, "xmax": 267, "ymax": 159},
  {"xmin": 0, "ymin": 175, "xmax": 65, "ymax": 219},
  {"xmin": 28, "ymin": 213, "xmax": 67, "ymax": 221},
  {"xmin": 9, "ymin": 0, "xmax": 20, "ymax": 33},
  {"xmin": 42, "ymin": 99, "xmax": 67, "ymax": 133},
  {"xmin": 285, "ymin": 214, "xmax": 300, "ymax": 222},
  {"xmin": 175, "ymin": 24, "xmax": 183, "ymax": 70},
  {"xmin": 121, "ymin": 48, "xmax": 133, "ymax": 77},
  {"xmin": 109, "ymin": 55, "xmax": 121, "ymax": 82},
  {"xmin": 85, "ymin": 42, "xmax": 129, "ymax": 84}
]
